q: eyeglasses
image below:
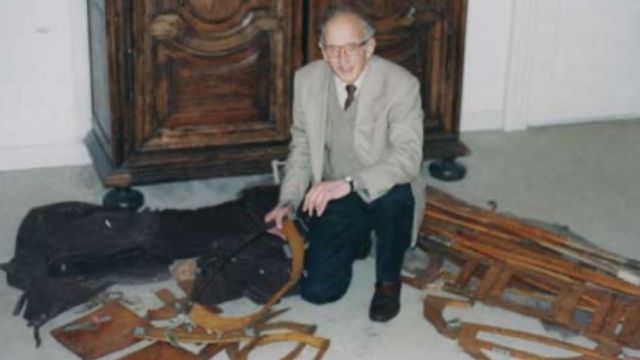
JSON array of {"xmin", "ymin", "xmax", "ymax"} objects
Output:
[{"xmin": 320, "ymin": 39, "xmax": 369, "ymax": 58}]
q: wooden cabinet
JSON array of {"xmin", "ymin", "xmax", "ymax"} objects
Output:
[{"xmin": 86, "ymin": 0, "xmax": 468, "ymax": 188}]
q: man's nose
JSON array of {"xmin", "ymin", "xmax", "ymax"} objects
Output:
[{"xmin": 337, "ymin": 48, "xmax": 350, "ymax": 63}]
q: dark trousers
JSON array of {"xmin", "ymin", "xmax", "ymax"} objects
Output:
[{"xmin": 299, "ymin": 184, "xmax": 414, "ymax": 304}]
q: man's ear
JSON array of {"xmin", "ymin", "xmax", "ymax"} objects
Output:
[{"xmin": 365, "ymin": 38, "xmax": 376, "ymax": 58}]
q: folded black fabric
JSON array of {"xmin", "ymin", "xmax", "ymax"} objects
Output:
[{"xmin": 1, "ymin": 184, "xmax": 292, "ymax": 342}]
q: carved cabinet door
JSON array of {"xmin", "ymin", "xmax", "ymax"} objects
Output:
[
  {"xmin": 307, "ymin": 0, "xmax": 468, "ymax": 159},
  {"xmin": 87, "ymin": 0, "xmax": 302, "ymax": 185}
]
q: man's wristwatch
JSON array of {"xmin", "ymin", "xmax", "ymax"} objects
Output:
[{"xmin": 344, "ymin": 176, "xmax": 355, "ymax": 193}]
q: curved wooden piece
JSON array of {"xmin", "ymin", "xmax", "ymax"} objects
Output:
[
  {"xmin": 458, "ymin": 323, "xmax": 618, "ymax": 360},
  {"xmin": 189, "ymin": 219, "xmax": 304, "ymax": 332},
  {"xmin": 135, "ymin": 321, "xmax": 326, "ymax": 359},
  {"xmin": 234, "ymin": 330, "xmax": 330, "ymax": 360},
  {"xmin": 146, "ymin": 289, "xmax": 222, "ymax": 322},
  {"xmin": 236, "ymin": 321, "xmax": 321, "ymax": 360},
  {"xmin": 402, "ymin": 250, "xmax": 445, "ymax": 289},
  {"xmin": 423, "ymin": 295, "xmax": 471, "ymax": 339},
  {"xmin": 265, "ymin": 323, "xmax": 317, "ymax": 358},
  {"xmin": 149, "ymin": 14, "xmax": 186, "ymax": 41},
  {"xmin": 134, "ymin": 325, "xmax": 245, "ymax": 344},
  {"xmin": 179, "ymin": 1, "xmax": 268, "ymax": 32},
  {"xmin": 151, "ymin": 6, "xmax": 279, "ymax": 57}
]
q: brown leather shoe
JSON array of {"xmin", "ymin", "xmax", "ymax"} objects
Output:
[{"xmin": 369, "ymin": 281, "xmax": 401, "ymax": 322}]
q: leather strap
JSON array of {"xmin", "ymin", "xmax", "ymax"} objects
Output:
[{"xmin": 189, "ymin": 219, "xmax": 304, "ymax": 332}]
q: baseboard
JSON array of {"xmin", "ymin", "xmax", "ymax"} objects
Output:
[
  {"xmin": 530, "ymin": 113, "xmax": 640, "ymax": 128},
  {"xmin": 0, "ymin": 142, "xmax": 91, "ymax": 172},
  {"xmin": 461, "ymin": 110, "xmax": 504, "ymax": 132},
  {"xmin": 3, "ymin": 114, "xmax": 634, "ymax": 172}
]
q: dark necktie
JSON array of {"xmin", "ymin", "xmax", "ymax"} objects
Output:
[{"xmin": 344, "ymin": 84, "xmax": 357, "ymax": 110}]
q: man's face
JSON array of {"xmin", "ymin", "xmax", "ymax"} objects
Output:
[{"xmin": 321, "ymin": 14, "xmax": 375, "ymax": 84}]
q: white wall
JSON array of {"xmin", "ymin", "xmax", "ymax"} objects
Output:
[
  {"xmin": 528, "ymin": 0, "xmax": 640, "ymax": 126},
  {"xmin": 0, "ymin": 0, "xmax": 91, "ymax": 171},
  {"xmin": 501, "ymin": 0, "xmax": 640, "ymax": 130},
  {"xmin": 0, "ymin": 0, "xmax": 638, "ymax": 171},
  {"xmin": 460, "ymin": 0, "xmax": 513, "ymax": 131}
]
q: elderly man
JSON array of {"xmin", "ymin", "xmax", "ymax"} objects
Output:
[{"xmin": 265, "ymin": 7, "xmax": 425, "ymax": 322}]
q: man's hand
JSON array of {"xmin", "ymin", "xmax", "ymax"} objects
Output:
[
  {"xmin": 264, "ymin": 204, "xmax": 292, "ymax": 239},
  {"xmin": 302, "ymin": 180, "xmax": 350, "ymax": 217}
]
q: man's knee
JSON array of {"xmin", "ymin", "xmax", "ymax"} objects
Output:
[
  {"xmin": 300, "ymin": 277, "xmax": 349, "ymax": 304},
  {"xmin": 373, "ymin": 184, "xmax": 414, "ymax": 213}
]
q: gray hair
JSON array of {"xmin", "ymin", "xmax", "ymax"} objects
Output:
[{"xmin": 319, "ymin": 6, "xmax": 375, "ymax": 45}]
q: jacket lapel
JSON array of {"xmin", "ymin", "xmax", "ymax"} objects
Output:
[
  {"xmin": 354, "ymin": 56, "xmax": 382, "ymax": 165},
  {"xmin": 307, "ymin": 64, "xmax": 331, "ymax": 182},
  {"xmin": 306, "ymin": 56, "xmax": 382, "ymax": 177}
]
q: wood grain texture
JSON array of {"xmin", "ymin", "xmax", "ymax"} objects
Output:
[
  {"xmin": 51, "ymin": 301, "xmax": 147, "ymax": 360},
  {"xmin": 118, "ymin": 342, "xmax": 198, "ymax": 360}
]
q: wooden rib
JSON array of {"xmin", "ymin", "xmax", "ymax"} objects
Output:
[
  {"xmin": 425, "ymin": 207, "xmax": 628, "ymax": 279},
  {"xmin": 618, "ymin": 300, "xmax": 640, "ymax": 346},
  {"xmin": 133, "ymin": 325, "xmax": 246, "ymax": 344},
  {"xmin": 430, "ymin": 226, "xmax": 640, "ymax": 298},
  {"xmin": 553, "ymin": 283, "xmax": 584, "ymax": 324},
  {"xmin": 234, "ymin": 331, "xmax": 330, "ymax": 360},
  {"xmin": 586, "ymin": 293, "xmax": 614, "ymax": 335},
  {"xmin": 458, "ymin": 322, "xmax": 616, "ymax": 360},
  {"xmin": 487, "ymin": 267, "xmax": 513, "ymax": 299},
  {"xmin": 238, "ymin": 322, "xmax": 319, "ymax": 360},
  {"xmin": 423, "ymin": 295, "xmax": 471, "ymax": 339},
  {"xmin": 474, "ymin": 263, "xmax": 504, "ymax": 299},
  {"xmin": 425, "ymin": 185, "xmax": 638, "ymax": 269},
  {"xmin": 452, "ymin": 257, "xmax": 481, "ymax": 288},
  {"xmin": 402, "ymin": 251, "xmax": 445, "ymax": 290}
]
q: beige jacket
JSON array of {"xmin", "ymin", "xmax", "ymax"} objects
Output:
[{"xmin": 279, "ymin": 55, "xmax": 426, "ymax": 245}]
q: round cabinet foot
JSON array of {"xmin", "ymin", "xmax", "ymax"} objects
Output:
[
  {"xmin": 429, "ymin": 158, "xmax": 466, "ymax": 181},
  {"xmin": 103, "ymin": 187, "xmax": 144, "ymax": 210}
]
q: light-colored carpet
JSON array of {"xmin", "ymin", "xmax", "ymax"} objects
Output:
[{"xmin": 0, "ymin": 120, "xmax": 638, "ymax": 359}]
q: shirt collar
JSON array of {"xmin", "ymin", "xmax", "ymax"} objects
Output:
[
  {"xmin": 333, "ymin": 64, "xmax": 369, "ymax": 106},
  {"xmin": 334, "ymin": 64, "xmax": 368, "ymax": 94}
]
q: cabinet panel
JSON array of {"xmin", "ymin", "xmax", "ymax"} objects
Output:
[
  {"xmin": 134, "ymin": 0, "xmax": 292, "ymax": 152},
  {"xmin": 87, "ymin": 0, "xmax": 133, "ymax": 176},
  {"xmin": 88, "ymin": 0, "xmax": 111, "ymax": 144},
  {"xmin": 87, "ymin": 0, "xmax": 302, "ymax": 186}
]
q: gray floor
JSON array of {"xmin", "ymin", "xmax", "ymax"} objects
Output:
[{"xmin": 1, "ymin": 120, "xmax": 639, "ymax": 359}]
